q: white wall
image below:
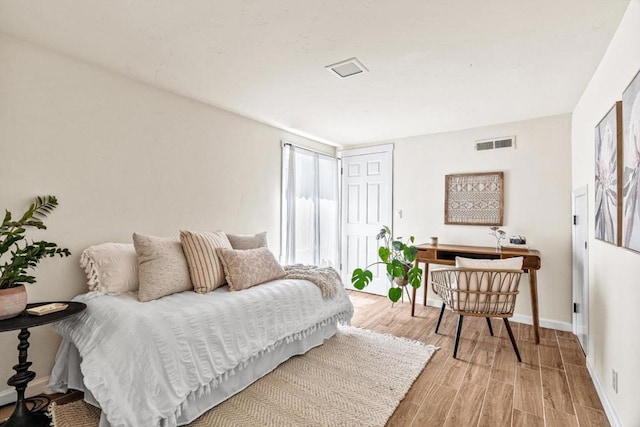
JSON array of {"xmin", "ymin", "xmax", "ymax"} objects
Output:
[
  {"xmin": 571, "ymin": 1, "xmax": 640, "ymax": 425},
  {"xmin": 0, "ymin": 34, "xmax": 333, "ymax": 400},
  {"xmin": 385, "ymin": 114, "xmax": 573, "ymax": 326}
]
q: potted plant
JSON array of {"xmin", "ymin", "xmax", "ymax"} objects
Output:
[
  {"xmin": 0, "ymin": 196, "xmax": 71, "ymax": 320},
  {"xmin": 351, "ymin": 226, "xmax": 423, "ymax": 303}
]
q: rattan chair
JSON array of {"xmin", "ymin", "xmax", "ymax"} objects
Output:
[{"xmin": 431, "ymin": 268, "xmax": 523, "ymax": 361}]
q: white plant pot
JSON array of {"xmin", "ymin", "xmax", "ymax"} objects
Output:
[{"xmin": 0, "ymin": 285, "xmax": 28, "ymax": 320}]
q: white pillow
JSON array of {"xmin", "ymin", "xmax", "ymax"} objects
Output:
[
  {"xmin": 80, "ymin": 243, "xmax": 139, "ymax": 295},
  {"xmin": 455, "ymin": 256, "xmax": 523, "ymax": 270},
  {"xmin": 133, "ymin": 233, "xmax": 193, "ymax": 302}
]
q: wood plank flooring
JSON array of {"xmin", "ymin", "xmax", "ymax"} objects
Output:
[
  {"xmin": 1, "ymin": 291, "xmax": 607, "ymax": 427},
  {"xmin": 348, "ymin": 291, "xmax": 609, "ymax": 427}
]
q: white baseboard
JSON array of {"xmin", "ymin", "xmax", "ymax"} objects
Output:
[
  {"xmin": 423, "ymin": 298, "xmax": 573, "ymax": 332},
  {"xmin": 0, "ymin": 376, "xmax": 50, "ymax": 407},
  {"xmin": 510, "ymin": 314, "xmax": 572, "ymax": 332},
  {"xmin": 586, "ymin": 356, "xmax": 621, "ymax": 427}
]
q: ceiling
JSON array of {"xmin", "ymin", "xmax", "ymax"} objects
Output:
[{"xmin": 0, "ymin": 1, "xmax": 631, "ymax": 146}]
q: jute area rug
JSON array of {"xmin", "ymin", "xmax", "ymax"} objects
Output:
[{"xmin": 49, "ymin": 326, "xmax": 437, "ymax": 427}]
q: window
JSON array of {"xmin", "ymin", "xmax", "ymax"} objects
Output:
[{"xmin": 281, "ymin": 143, "xmax": 339, "ymax": 267}]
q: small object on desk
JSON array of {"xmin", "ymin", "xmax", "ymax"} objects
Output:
[
  {"xmin": 26, "ymin": 303, "xmax": 68, "ymax": 316},
  {"xmin": 430, "ymin": 236, "xmax": 438, "ymax": 246},
  {"xmin": 509, "ymin": 235, "xmax": 527, "ymax": 245}
]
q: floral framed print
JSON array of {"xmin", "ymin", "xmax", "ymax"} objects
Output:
[
  {"xmin": 445, "ymin": 171, "xmax": 504, "ymax": 226},
  {"xmin": 595, "ymin": 102, "xmax": 622, "ymax": 246},
  {"xmin": 622, "ymin": 69, "xmax": 640, "ymax": 253}
]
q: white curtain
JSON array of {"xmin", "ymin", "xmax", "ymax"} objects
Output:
[{"xmin": 281, "ymin": 144, "xmax": 339, "ymax": 268}]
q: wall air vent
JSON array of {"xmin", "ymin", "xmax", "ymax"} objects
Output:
[
  {"xmin": 476, "ymin": 141, "xmax": 494, "ymax": 151},
  {"xmin": 325, "ymin": 57, "xmax": 369, "ymax": 78},
  {"xmin": 475, "ymin": 136, "xmax": 516, "ymax": 151}
]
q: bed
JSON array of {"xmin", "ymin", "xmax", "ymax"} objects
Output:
[{"xmin": 48, "ymin": 278, "xmax": 353, "ymax": 427}]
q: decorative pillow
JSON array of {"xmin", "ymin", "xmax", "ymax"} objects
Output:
[
  {"xmin": 180, "ymin": 230, "xmax": 232, "ymax": 293},
  {"xmin": 217, "ymin": 247, "xmax": 285, "ymax": 291},
  {"xmin": 80, "ymin": 243, "xmax": 139, "ymax": 294},
  {"xmin": 455, "ymin": 256, "xmax": 523, "ymax": 270},
  {"xmin": 133, "ymin": 233, "xmax": 193, "ymax": 302},
  {"xmin": 225, "ymin": 232, "xmax": 268, "ymax": 250}
]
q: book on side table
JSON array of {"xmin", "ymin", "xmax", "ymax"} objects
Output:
[{"xmin": 26, "ymin": 303, "xmax": 69, "ymax": 316}]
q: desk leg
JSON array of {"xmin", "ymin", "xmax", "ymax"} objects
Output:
[
  {"xmin": 529, "ymin": 270, "xmax": 540, "ymax": 345},
  {"xmin": 4, "ymin": 328, "xmax": 49, "ymax": 427},
  {"xmin": 411, "ymin": 286, "xmax": 417, "ymax": 317},
  {"xmin": 423, "ymin": 262, "xmax": 429, "ymax": 307}
]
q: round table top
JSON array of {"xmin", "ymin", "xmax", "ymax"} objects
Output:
[{"xmin": 0, "ymin": 301, "xmax": 86, "ymax": 333}]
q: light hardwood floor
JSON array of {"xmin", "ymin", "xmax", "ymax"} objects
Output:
[
  {"xmin": 348, "ymin": 291, "xmax": 609, "ymax": 427},
  {"xmin": 1, "ymin": 291, "xmax": 608, "ymax": 426}
]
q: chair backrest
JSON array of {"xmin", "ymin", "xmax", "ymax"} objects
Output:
[{"xmin": 431, "ymin": 268, "xmax": 523, "ymax": 317}]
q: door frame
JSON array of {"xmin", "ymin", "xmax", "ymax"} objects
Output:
[
  {"xmin": 572, "ymin": 185, "xmax": 589, "ymax": 354},
  {"xmin": 338, "ymin": 144, "xmax": 394, "ymax": 290}
]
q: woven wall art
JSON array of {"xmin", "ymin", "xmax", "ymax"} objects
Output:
[{"xmin": 445, "ymin": 172, "xmax": 504, "ymax": 226}]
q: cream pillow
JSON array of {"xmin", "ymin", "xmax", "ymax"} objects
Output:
[
  {"xmin": 217, "ymin": 247, "xmax": 285, "ymax": 291},
  {"xmin": 180, "ymin": 230, "xmax": 232, "ymax": 293},
  {"xmin": 225, "ymin": 232, "xmax": 268, "ymax": 250},
  {"xmin": 80, "ymin": 243, "xmax": 139, "ymax": 294},
  {"xmin": 133, "ymin": 233, "xmax": 193, "ymax": 302},
  {"xmin": 455, "ymin": 256, "xmax": 523, "ymax": 271}
]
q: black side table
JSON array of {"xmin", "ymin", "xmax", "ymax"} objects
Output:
[{"xmin": 0, "ymin": 301, "xmax": 86, "ymax": 427}]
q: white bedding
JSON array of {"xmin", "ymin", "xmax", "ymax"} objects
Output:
[{"xmin": 49, "ymin": 278, "xmax": 353, "ymax": 427}]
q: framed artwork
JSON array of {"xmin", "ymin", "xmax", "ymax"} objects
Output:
[
  {"xmin": 622, "ymin": 69, "xmax": 640, "ymax": 253},
  {"xmin": 445, "ymin": 171, "xmax": 504, "ymax": 226},
  {"xmin": 594, "ymin": 102, "xmax": 622, "ymax": 246}
]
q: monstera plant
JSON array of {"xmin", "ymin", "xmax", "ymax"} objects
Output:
[{"xmin": 351, "ymin": 226, "xmax": 423, "ymax": 303}]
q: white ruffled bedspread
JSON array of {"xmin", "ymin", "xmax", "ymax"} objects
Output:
[{"xmin": 52, "ymin": 279, "xmax": 354, "ymax": 427}]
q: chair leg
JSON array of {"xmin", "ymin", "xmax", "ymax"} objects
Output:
[
  {"xmin": 435, "ymin": 302, "xmax": 446, "ymax": 334},
  {"xmin": 485, "ymin": 317, "xmax": 494, "ymax": 336},
  {"xmin": 453, "ymin": 315, "xmax": 464, "ymax": 359},
  {"xmin": 503, "ymin": 318, "xmax": 522, "ymax": 362}
]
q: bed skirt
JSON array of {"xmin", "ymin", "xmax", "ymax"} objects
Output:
[{"xmin": 49, "ymin": 320, "xmax": 338, "ymax": 426}]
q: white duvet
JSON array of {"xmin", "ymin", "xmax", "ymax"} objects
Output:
[{"xmin": 52, "ymin": 279, "xmax": 354, "ymax": 427}]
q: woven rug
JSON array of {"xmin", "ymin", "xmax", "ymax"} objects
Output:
[{"xmin": 49, "ymin": 326, "xmax": 437, "ymax": 427}]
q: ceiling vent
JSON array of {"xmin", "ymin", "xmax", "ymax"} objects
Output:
[
  {"xmin": 475, "ymin": 136, "xmax": 516, "ymax": 151},
  {"xmin": 325, "ymin": 57, "xmax": 369, "ymax": 78}
]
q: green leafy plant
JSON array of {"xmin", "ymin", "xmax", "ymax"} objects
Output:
[
  {"xmin": 351, "ymin": 226, "xmax": 423, "ymax": 303},
  {"xmin": 0, "ymin": 196, "xmax": 71, "ymax": 289}
]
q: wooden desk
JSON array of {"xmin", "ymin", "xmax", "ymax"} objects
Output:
[{"xmin": 410, "ymin": 243, "xmax": 542, "ymax": 344}]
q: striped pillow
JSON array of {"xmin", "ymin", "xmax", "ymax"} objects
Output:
[{"xmin": 180, "ymin": 230, "xmax": 232, "ymax": 293}]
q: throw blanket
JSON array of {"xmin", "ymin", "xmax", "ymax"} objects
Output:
[
  {"xmin": 283, "ymin": 264, "xmax": 342, "ymax": 298},
  {"xmin": 51, "ymin": 279, "xmax": 353, "ymax": 427}
]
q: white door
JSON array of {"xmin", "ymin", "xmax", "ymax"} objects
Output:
[
  {"xmin": 572, "ymin": 186, "xmax": 589, "ymax": 353},
  {"xmin": 340, "ymin": 145, "xmax": 393, "ymax": 296}
]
